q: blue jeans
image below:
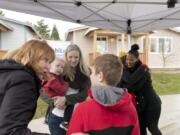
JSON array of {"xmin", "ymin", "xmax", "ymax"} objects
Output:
[{"xmin": 48, "ymin": 112, "xmax": 66, "ymax": 135}]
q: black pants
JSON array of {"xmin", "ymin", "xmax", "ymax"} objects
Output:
[
  {"xmin": 63, "ymin": 104, "xmax": 75, "ymax": 122},
  {"xmin": 45, "ymin": 104, "xmax": 74, "ymax": 124},
  {"xmin": 138, "ymin": 104, "xmax": 162, "ymax": 135},
  {"xmin": 48, "ymin": 112, "xmax": 66, "ymax": 135},
  {"xmin": 44, "ymin": 106, "xmax": 52, "ymax": 124}
]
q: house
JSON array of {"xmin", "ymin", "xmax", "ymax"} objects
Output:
[
  {"xmin": 0, "ymin": 15, "xmax": 39, "ymax": 58},
  {"xmin": 66, "ymin": 26, "xmax": 180, "ymax": 69}
]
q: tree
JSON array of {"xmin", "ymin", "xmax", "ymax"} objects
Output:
[
  {"xmin": 34, "ymin": 19, "xmax": 50, "ymax": 39},
  {"xmin": 0, "ymin": 10, "xmax": 5, "ymax": 16},
  {"xmin": 50, "ymin": 24, "xmax": 60, "ymax": 40},
  {"xmin": 160, "ymin": 40, "xmax": 173, "ymax": 83},
  {"xmin": 160, "ymin": 40, "xmax": 173, "ymax": 68}
]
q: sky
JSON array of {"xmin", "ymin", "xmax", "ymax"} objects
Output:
[{"xmin": 0, "ymin": 8, "xmax": 83, "ymax": 40}]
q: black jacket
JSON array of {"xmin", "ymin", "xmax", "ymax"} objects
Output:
[
  {"xmin": 118, "ymin": 60, "xmax": 161, "ymax": 112},
  {"xmin": 0, "ymin": 59, "xmax": 49, "ymax": 135},
  {"xmin": 64, "ymin": 66, "xmax": 91, "ymax": 105}
]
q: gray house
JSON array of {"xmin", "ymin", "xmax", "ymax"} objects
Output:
[
  {"xmin": 0, "ymin": 15, "xmax": 39, "ymax": 54},
  {"xmin": 66, "ymin": 26, "xmax": 180, "ymax": 69}
]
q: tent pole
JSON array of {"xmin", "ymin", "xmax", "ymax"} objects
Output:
[
  {"xmin": 93, "ymin": 31, "xmax": 97, "ymax": 60},
  {"xmin": 121, "ymin": 33, "xmax": 125, "ymax": 52},
  {"xmin": 127, "ymin": 34, "xmax": 131, "ymax": 48}
]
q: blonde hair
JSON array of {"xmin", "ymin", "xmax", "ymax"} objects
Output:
[
  {"xmin": 64, "ymin": 44, "xmax": 90, "ymax": 81},
  {"xmin": 50, "ymin": 57, "xmax": 71, "ymax": 78},
  {"xmin": 92, "ymin": 54, "xmax": 123, "ymax": 86},
  {"xmin": 3, "ymin": 39, "xmax": 55, "ymax": 80},
  {"xmin": 50, "ymin": 57, "xmax": 65, "ymax": 73}
]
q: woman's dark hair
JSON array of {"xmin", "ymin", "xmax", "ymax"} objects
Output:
[{"xmin": 128, "ymin": 44, "xmax": 140, "ymax": 58}]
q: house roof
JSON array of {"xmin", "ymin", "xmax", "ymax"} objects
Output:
[
  {"xmin": 67, "ymin": 26, "xmax": 89, "ymax": 33},
  {"xmin": 84, "ymin": 27, "xmax": 99, "ymax": 36},
  {"xmin": 66, "ymin": 26, "xmax": 88, "ymax": 40},
  {"xmin": 169, "ymin": 28, "xmax": 180, "ymax": 34},
  {"xmin": 66, "ymin": 26, "xmax": 98, "ymax": 40},
  {"xmin": 65, "ymin": 26, "xmax": 148, "ymax": 40},
  {"xmin": 66, "ymin": 25, "xmax": 180, "ymax": 40},
  {"xmin": 0, "ymin": 15, "xmax": 40, "ymax": 37},
  {"xmin": 0, "ymin": 20, "xmax": 14, "ymax": 31}
]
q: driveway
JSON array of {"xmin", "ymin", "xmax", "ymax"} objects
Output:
[{"xmin": 28, "ymin": 94, "xmax": 180, "ymax": 135}]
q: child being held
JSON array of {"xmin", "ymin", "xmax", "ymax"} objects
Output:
[{"xmin": 42, "ymin": 57, "xmax": 75, "ymax": 131}]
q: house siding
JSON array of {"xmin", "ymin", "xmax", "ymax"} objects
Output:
[
  {"xmin": 0, "ymin": 20, "xmax": 35, "ymax": 51},
  {"xmin": 149, "ymin": 30, "xmax": 180, "ymax": 68},
  {"xmin": 25, "ymin": 27, "xmax": 35, "ymax": 41},
  {"xmin": 73, "ymin": 29, "xmax": 93, "ymax": 63},
  {"xmin": 108, "ymin": 38, "xmax": 117, "ymax": 55},
  {"xmin": 68, "ymin": 33, "xmax": 73, "ymax": 43}
]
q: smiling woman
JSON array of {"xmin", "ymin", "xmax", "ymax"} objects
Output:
[
  {"xmin": 43, "ymin": 44, "xmax": 91, "ymax": 135},
  {"xmin": 118, "ymin": 44, "xmax": 162, "ymax": 135}
]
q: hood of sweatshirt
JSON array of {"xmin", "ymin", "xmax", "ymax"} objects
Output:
[
  {"xmin": 0, "ymin": 59, "xmax": 40, "ymax": 85},
  {"xmin": 0, "ymin": 59, "xmax": 32, "ymax": 72},
  {"xmin": 90, "ymin": 86, "xmax": 132, "ymax": 112}
]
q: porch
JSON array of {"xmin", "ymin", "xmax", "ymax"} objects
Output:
[{"xmin": 86, "ymin": 29, "xmax": 150, "ymax": 65}]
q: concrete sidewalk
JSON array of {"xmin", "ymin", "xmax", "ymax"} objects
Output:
[
  {"xmin": 158, "ymin": 94, "xmax": 180, "ymax": 135},
  {"xmin": 28, "ymin": 118, "xmax": 50, "ymax": 134},
  {"xmin": 28, "ymin": 94, "xmax": 180, "ymax": 135}
]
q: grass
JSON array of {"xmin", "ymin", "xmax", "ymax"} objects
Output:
[
  {"xmin": 34, "ymin": 73, "xmax": 180, "ymax": 119},
  {"xmin": 34, "ymin": 98, "xmax": 48, "ymax": 119},
  {"xmin": 152, "ymin": 73, "xmax": 180, "ymax": 95}
]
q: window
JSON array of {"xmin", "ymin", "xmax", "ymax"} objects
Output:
[
  {"xmin": 150, "ymin": 38, "xmax": 157, "ymax": 52},
  {"xmin": 150, "ymin": 37, "xmax": 173, "ymax": 53},
  {"xmin": 96, "ymin": 36, "xmax": 108, "ymax": 54},
  {"xmin": 138, "ymin": 37, "xmax": 144, "ymax": 53},
  {"xmin": 116, "ymin": 36, "xmax": 131, "ymax": 54},
  {"xmin": 116, "ymin": 36, "xmax": 144, "ymax": 54}
]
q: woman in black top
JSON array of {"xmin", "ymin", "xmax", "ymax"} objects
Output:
[
  {"xmin": 0, "ymin": 39, "xmax": 55, "ymax": 135},
  {"xmin": 41, "ymin": 44, "xmax": 91, "ymax": 135},
  {"xmin": 118, "ymin": 44, "xmax": 162, "ymax": 135}
]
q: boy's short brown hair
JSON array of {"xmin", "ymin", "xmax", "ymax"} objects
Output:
[{"xmin": 92, "ymin": 54, "xmax": 123, "ymax": 86}]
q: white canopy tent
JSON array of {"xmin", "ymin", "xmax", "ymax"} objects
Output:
[{"xmin": 0, "ymin": 0, "xmax": 180, "ymax": 34}]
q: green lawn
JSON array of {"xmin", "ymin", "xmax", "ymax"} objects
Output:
[
  {"xmin": 34, "ymin": 98, "xmax": 48, "ymax": 119},
  {"xmin": 152, "ymin": 73, "xmax": 180, "ymax": 95},
  {"xmin": 34, "ymin": 73, "xmax": 180, "ymax": 119}
]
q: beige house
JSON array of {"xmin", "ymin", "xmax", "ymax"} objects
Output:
[{"xmin": 66, "ymin": 26, "xmax": 180, "ymax": 69}]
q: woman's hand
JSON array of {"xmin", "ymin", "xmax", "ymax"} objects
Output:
[{"xmin": 53, "ymin": 96, "xmax": 66, "ymax": 109}]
